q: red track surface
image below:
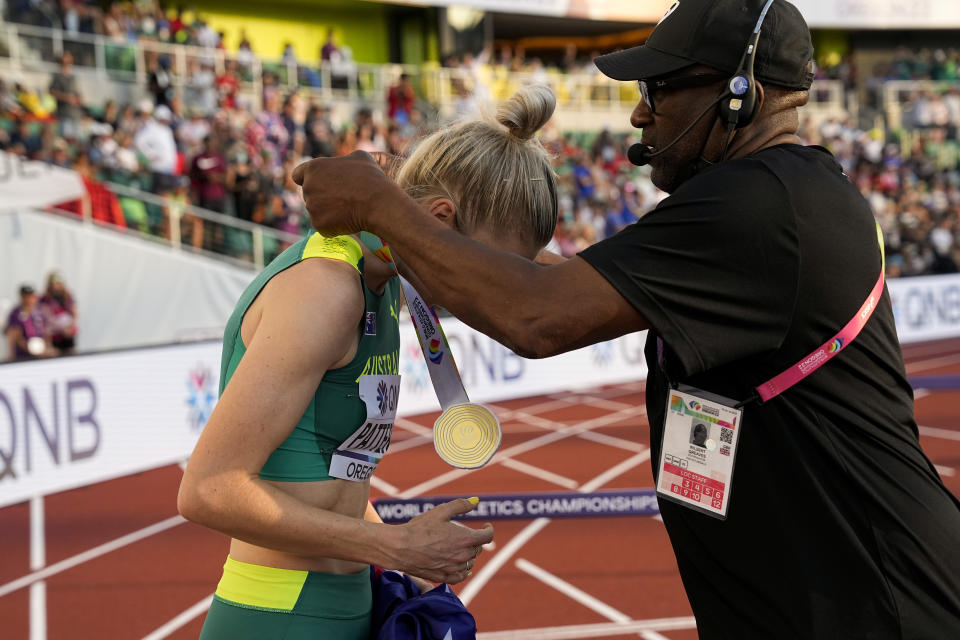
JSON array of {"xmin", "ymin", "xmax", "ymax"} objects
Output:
[{"xmin": 1, "ymin": 339, "xmax": 959, "ymax": 640}]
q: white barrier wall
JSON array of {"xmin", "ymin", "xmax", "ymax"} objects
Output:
[
  {"xmin": 0, "ymin": 209, "xmax": 256, "ymax": 356},
  {"xmin": 0, "ymin": 321, "xmax": 648, "ymax": 508},
  {"xmin": 887, "ymin": 274, "xmax": 960, "ymax": 344}
]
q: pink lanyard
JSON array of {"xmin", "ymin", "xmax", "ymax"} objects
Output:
[{"xmin": 754, "ymin": 223, "xmax": 886, "ymax": 403}]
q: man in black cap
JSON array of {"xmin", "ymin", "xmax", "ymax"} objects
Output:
[{"xmin": 291, "ymin": 1, "xmax": 960, "ymax": 636}]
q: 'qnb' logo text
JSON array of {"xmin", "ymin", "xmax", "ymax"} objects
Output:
[{"xmin": 0, "ymin": 380, "xmax": 101, "ymax": 483}]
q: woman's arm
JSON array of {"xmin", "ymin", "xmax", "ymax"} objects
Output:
[{"xmin": 178, "ymin": 258, "xmax": 490, "ymax": 583}]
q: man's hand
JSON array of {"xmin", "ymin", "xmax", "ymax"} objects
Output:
[
  {"xmin": 384, "ymin": 498, "xmax": 493, "ymax": 585},
  {"xmin": 291, "ymin": 151, "xmax": 402, "ymax": 238}
]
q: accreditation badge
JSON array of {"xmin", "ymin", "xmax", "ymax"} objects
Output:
[
  {"xmin": 656, "ymin": 386, "xmax": 742, "ymax": 520},
  {"xmin": 329, "ymin": 375, "xmax": 401, "ymax": 482}
]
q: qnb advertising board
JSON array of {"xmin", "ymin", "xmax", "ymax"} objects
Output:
[
  {"xmin": 0, "ymin": 341, "xmax": 223, "ymax": 508},
  {"xmin": 0, "ymin": 322, "xmax": 649, "ymax": 508},
  {"xmin": 887, "ymin": 274, "xmax": 960, "ymax": 344}
]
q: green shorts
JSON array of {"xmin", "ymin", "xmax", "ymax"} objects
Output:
[{"xmin": 199, "ymin": 556, "xmax": 371, "ymax": 640}]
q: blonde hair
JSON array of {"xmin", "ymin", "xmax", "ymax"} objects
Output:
[{"xmin": 394, "ymin": 84, "xmax": 558, "ymax": 248}]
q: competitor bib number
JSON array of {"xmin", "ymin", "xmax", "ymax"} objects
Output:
[
  {"xmin": 656, "ymin": 387, "xmax": 743, "ymax": 520},
  {"xmin": 329, "ymin": 375, "xmax": 400, "ymax": 482}
]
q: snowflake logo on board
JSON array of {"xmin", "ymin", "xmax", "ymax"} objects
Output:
[{"xmin": 186, "ymin": 364, "xmax": 216, "ymax": 431}]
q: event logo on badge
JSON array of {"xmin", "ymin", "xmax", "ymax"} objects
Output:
[
  {"xmin": 428, "ymin": 338, "xmax": 444, "ymax": 365},
  {"xmin": 689, "ymin": 400, "xmax": 702, "ymax": 411},
  {"xmin": 670, "ymin": 395, "xmax": 684, "ymax": 413}
]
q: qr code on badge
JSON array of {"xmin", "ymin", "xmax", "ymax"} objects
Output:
[{"xmin": 720, "ymin": 427, "xmax": 734, "ymax": 444}]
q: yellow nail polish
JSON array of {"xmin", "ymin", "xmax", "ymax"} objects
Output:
[
  {"xmin": 467, "ymin": 571, "xmax": 473, "ymax": 577},
  {"xmin": 467, "ymin": 496, "xmax": 480, "ymax": 506}
]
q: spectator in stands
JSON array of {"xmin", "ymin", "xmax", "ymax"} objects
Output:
[
  {"xmin": 281, "ymin": 42, "xmax": 297, "ymax": 66},
  {"xmin": 135, "ymin": 104, "xmax": 178, "ymax": 194},
  {"xmin": 49, "ymin": 51, "xmax": 82, "ymax": 139},
  {"xmin": 387, "ymin": 73, "xmax": 416, "ymax": 125},
  {"xmin": 8, "ymin": 121, "xmax": 43, "ymax": 159},
  {"xmin": 0, "ymin": 79, "xmax": 24, "ymax": 118},
  {"xmin": 281, "ymin": 92, "xmax": 306, "ymax": 157},
  {"xmin": 190, "ymin": 135, "xmax": 227, "ymax": 213},
  {"xmin": 4, "ymin": 285, "xmax": 50, "ymax": 361},
  {"xmin": 236, "ymin": 30, "xmax": 255, "ymax": 78},
  {"xmin": 61, "ymin": 148, "xmax": 127, "ymax": 228},
  {"xmin": 304, "ymin": 103, "xmax": 335, "ymax": 158},
  {"xmin": 255, "ymin": 88, "xmax": 290, "ymax": 170},
  {"xmin": 225, "ymin": 147, "xmax": 266, "ymax": 223},
  {"xmin": 184, "ymin": 58, "xmax": 217, "ymax": 116},
  {"xmin": 39, "ymin": 272, "xmax": 77, "ymax": 356},
  {"xmin": 320, "ymin": 28, "xmax": 339, "ymax": 62},
  {"xmin": 178, "ymin": 107, "xmax": 212, "ymax": 158},
  {"xmin": 216, "ymin": 60, "xmax": 241, "ymax": 110},
  {"xmin": 148, "ymin": 54, "xmax": 175, "ymax": 108}
]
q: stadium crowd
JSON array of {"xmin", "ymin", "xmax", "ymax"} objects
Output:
[{"xmin": 2, "ymin": 2, "xmax": 960, "ymax": 281}]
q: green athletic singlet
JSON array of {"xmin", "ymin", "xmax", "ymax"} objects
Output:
[
  {"xmin": 219, "ymin": 232, "xmax": 401, "ymax": 481},
  {"xmin": 200, "ymin": 233, "xmax": 400, "ymax": 640}
]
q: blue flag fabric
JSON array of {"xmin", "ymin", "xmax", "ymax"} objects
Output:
[{"xmin": 370, "ymin": 568, "xmax": 477, "ymax": 640}]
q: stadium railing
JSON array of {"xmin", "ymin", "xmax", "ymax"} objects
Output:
[
  {"xmin": 57, "ymin": 181, "xmax": 301, "ymax": 270},
  {"xmin": 882, "ymin": 79, "xmax": 960, "ymax": 130},
  {"xmin": 0, "ymin": 21, "xmax": 850, "ymax": 128}
]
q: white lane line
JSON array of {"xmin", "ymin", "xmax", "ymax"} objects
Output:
[
  {"xmin": 0, "ymin": 515, "xmax": 186, "ymax": 598},
  {"xmin": 399, "ymin": 406, "xmax": 645, "ymax": 497},
  {"xmin": 914, "ymin": 390, "xmax": 931, "ymax": 401},
  {"xmin": 475, "ymin": 617, "xmax": 698, "ymax": 639},
  {"xmin": 580, "ymin": 451, "xmax": 651, "ymax": 493},
  {"xmin": 919, "ymin": 425, "xmax": 960, "ymax": 442},
  {"xmin": 459, "ymin": 518, "xmax": 551, "ymax": 606},
  {"xmin": 515, "ymin": 558, "xmax": 630, "ymax": 623},
  {"xmin": 905, "ymin": 353, "xmax": 960, "ymax": 374},
  {"xmin": 387, "ymin": 435, "xmax": 432, "ymax": 454},
  {"xmin": 577, "ymin": 430, "xmax": 647, "ymax": 453},
  {"xmin": 370, "ymin": 475, "xmax": 399, "ymax": 496},
  {"xmin": 140, "ymin": 594, "xmax": 214, "ymax": 640},
  {"xmin": 935, "ymin": 465, "xmax": 956, "ymax": 477},
  {"xmin": 546, "ymin": 392, "xmax": 636, "ymax": 413},
  {"xmin": 395, "ymin": 417, "xmax": 434, "ymax": 437},
  {"xmin": 489, "ymin": 398, "xmax": 580, "ymax": 422},
  {"xmin": 500, "ymin": 459, "xmax": 580, "ymax": 490},
  {"xmin": 458, "ymin": 445, "xmax": 652, "ymax": 607}
]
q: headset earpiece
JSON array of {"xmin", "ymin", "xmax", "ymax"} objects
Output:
[
  {"xmin": 718, "ymin": 73, "xmax": 759, "ymax": 128},
  {"xmin": 717, "ymin": 0, "xmax": 775, "ymax": 130}
]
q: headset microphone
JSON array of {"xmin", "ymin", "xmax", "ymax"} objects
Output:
[
  {"xmin": 627, "ymin": 143, "xmax": 655, "ymax": 167},
  {"xmin": 627, "ymin": 95, "xmax": 726, "ymax": 167}
]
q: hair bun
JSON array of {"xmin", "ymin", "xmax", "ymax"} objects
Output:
[{"xmin": 497, "ymin": 84, "xmax": 556, "ymax": 141}]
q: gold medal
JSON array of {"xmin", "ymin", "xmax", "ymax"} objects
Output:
[{"xmin": 433, "ymin": 403, "xmax": 501, "ymax": 469}]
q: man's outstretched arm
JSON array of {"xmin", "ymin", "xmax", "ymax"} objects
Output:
[{"xmin": 293, "ymin": 152, "xmax": 647, "ymax": 358}]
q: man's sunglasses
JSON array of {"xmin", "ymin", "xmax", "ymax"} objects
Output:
[{"xmin": 639, "ymin": 73, "xmax": 728, "ymax": 114}]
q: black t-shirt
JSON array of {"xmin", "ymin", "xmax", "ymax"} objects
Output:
[{"xmin": 580, "ymin": 145, "xmax": 960, "ymax": 639}]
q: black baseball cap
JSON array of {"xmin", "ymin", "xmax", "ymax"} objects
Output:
[
  {"xmin": 19, "ymin": 284, "xmax": 35, "ymax": 296},
  {"xmin": 594, "ymin": 0, "xmax": 814, "ymax": 90}
]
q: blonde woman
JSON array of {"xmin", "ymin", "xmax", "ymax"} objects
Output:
[{"xmin": 178, "ymin": 84, "xmax": 558, "ymax": 640}]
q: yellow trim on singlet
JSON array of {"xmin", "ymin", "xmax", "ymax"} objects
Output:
[
  {"xmin": 215, "ymin": 556, "xmax": 308, "ymax": 612},
  {"xmin": 301, "ymin": 233, "xmax": 363, "ymax": 273}
]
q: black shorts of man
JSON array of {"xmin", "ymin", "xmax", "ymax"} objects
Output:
[{"xmin": 293, "ymin": 1, "xmax": 960, "ymax": 637}]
